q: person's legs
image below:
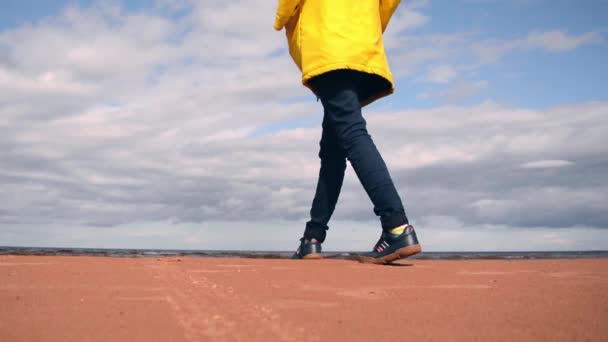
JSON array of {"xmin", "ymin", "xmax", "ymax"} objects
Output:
[
  {"xmin": 294, "ymin": 70, "xmax": 420, "ymax": 262},
  {"xmin": 303, "ymin": 110, "xmax": 348, "ymax": 243},
  {"xmin": 309, "ymin": 70, "xmax": 409, "ymax": 234}
]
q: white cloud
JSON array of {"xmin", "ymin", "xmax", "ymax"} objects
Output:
[
  {"xmin": 418, "ymin": 80, "xmax": 488, "ymax": 102},
  {"xmin": 520, "ymin": 160, "xmax": 573, "ymax": 169},
  {"xmin": 473, "ymin": 30, "xmax": 602, "ymax": 63},
  {"xmin": 383, "ymin": 0, "xmax": 430, "ymax": 36},
  {"xmin": 525, "ymin": 31, "xmax": 601, "ymax": 52},
  {"xmin": 425, "ymin": 64, "xmax": 458, "ymax": 84}
]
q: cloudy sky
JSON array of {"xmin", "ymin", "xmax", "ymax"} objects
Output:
[{"xmin": 1, "ymin": 0, "xmax": 607, "ymax": 251}]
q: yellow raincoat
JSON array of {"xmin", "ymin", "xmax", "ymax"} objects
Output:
[{"xmin": 274, "ymin": 0, "xmax": 401, "ymax": 106}]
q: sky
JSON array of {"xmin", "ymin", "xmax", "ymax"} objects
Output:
[{"xmin": 1, "ymin": 0, "xmax": 607, "ymax": 251}]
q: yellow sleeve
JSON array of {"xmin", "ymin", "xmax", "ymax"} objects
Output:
[
  {"xmin": 379, "ymin": 0, "xmax": 401, "ymax": 33},
  {"xmin": 274, "ymin": 0, "xmax": 301, "ymax": 31}
]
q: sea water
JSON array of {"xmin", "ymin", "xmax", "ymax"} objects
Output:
[{"xmin": 1, "ymin": 246, "xmax": 607, "ymax": 260}]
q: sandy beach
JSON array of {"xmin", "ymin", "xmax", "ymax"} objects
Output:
[{"xmin": 1, "ymin": 255, "xmax": 606, "ymax": 341}]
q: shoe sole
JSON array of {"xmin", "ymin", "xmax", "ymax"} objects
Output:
[
  {"xmin": 302, "ymin": 253, "xmax": 322, "ymax": 260},
  {"xmin": 358, "ymin": 244, "xmax": 422, "ymax": 264}
]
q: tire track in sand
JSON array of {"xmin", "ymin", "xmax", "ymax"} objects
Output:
[
  {"xmin": 154, "ymin": 260, "xmax": 314, "ymax": 342},
  {"xmin": 152, "ymin": 260, "xmax": 237, "ymax": 342}
]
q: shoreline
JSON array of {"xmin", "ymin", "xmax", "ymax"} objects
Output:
[{"xmin": 2, "ymin": 246, "xmax": 607, "ymax": 260}]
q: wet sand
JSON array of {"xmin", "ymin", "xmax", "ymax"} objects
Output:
[{"xmin": 1, "ymin": 255, "xmax": 607, "ymax": 341}]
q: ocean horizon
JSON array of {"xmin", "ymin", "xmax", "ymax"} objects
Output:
[{"xmin": 1, "ymin": 246, "xmax": 607, "ymax": 260}]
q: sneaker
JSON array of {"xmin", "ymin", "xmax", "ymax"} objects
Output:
[
  {"xmin": 357, "ymin": 225, "xmax": 421, "ymax": 264},
  {"xmin": 291, "ymin": 237, "xmax": 322, "ymax": 259}
]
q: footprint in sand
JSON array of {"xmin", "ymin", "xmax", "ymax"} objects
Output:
[
  {"xmin": 430, "ymin": 284, "xmax": 492, "ymax": 289},
  {"xmin": 271, "ymin": 299, "xmax": 339, "ymax": 309},
  {"xmin": 0, "ymin": 262, "xmax": 53, "ymax": 266},
  {"xmin": 189, "ymin": 269, "xmax": 242, "ymax": 273},
  {"xmin": 117, "ymin": 296, "xmax": 167, "ymax": 301},
  {"xmin": 216, "ymin": 264, "xmax": 257, "ymax": 268},
  {"xmin": 458, "ymin": 270, "xmax": 539, "ymax": 276},
  {"xmin": 546, "ymin": 271, "xmax": 579, "ymax": 278}
]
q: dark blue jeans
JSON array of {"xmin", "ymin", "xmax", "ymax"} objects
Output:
[{"xmin": 303, "ymin": 70, "xmax": 408, "ymax": 243}]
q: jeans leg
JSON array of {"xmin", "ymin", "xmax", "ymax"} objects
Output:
[
  {"xmin": 304, "ymin": 112, "xmax": 347, "ymax": 243},
  {"xmin": 320, "ymin": 85, "xmax": 408, "ymax": 231}
]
